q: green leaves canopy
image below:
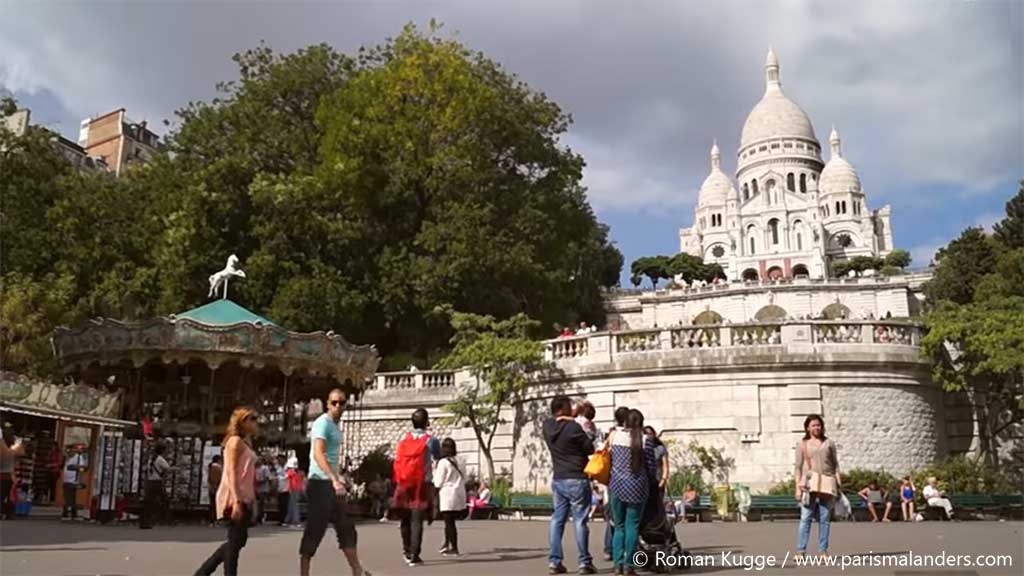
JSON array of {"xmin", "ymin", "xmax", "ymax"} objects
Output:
[{"xmin": 0, "ymin": 24, "xmax": 622, "ymax": 374}]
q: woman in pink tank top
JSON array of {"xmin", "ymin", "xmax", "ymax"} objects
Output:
[{"xmin": 196, "ymin": 407, "xmax": 259, "ymax": 576}]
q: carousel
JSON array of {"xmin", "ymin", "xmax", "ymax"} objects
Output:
[{"xmin": 50, "ymin": 255, "xmax": 380, "ymax": 513}]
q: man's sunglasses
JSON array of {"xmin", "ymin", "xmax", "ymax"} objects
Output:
[{"xmin": 329, "ymin": 399, "xmax": 347, "ymax": 407}]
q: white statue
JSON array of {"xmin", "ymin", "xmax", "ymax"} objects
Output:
[{"xmin": 208, "ymin": 254, "xmax": 246, "ymax": 299}]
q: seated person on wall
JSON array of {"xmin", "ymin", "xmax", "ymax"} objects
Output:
[
  {"xmin": 858, "ymin": 481, "xmax": 893, "ymax": 522},
  {"xmin": 923, "ymin": 477, "xmax": 955, "ymax": 520}
]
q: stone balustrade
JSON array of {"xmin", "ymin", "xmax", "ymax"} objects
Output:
[
  {"xmin": 366, "ymin": 320, "xmax": 923, "ymax": 392},
  {"xmin": 543, "ymin": 320, "xmax": 922, "ymax": 362},
  {"xmin": 373, "ymin": 370, "xmax": 459, "ymax": 391}
]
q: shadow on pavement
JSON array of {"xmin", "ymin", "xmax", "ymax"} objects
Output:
[{"xmin": 0, "ymin": 518, "xmax": 289, "ymax": 547}]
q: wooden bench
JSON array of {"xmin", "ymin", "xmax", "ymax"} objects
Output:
[
  {"xmin": 506, "ymin": 494, "xmax": 554, "ymax": 519},
  {"xmin": 993, "ymin": 494, "xmax": 1024, "ymax": 518},
  {"xmin": 676, "ymin": 495, "xmax": 713, "ymax": 523},
  {"xmin": 749, "ymin": 495, "xmax": 800, "ymax": 521},
  {"xmin": 922, "ymin": 494, "xmax": 996, "ymax": 520},
  {"xmin": 469, "ymin": 495, "xmax": 504, "ymax": 520}
]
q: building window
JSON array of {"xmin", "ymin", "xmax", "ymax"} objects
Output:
[
  {"xmin": 800, "ymin": 173, "xmax": 807, "ymax": 193},
  {"xmin": 796, "ymin": 232, "xmax": 802, "ymax": 250},
  {"xmin": 771, "ymin": 143, "xmax": 780, "ymax": 149},
  {"xmin": 743, "ymin": 183, "xmax": 749, "ymax": 200},
  {"xmin": 787, "ymin": 173, "xmax": 795, "ymax": 192},
  {"xmin": 769, "ymin": 219, "xmax": 780, "ymax": 245},
  {"xmin": 750, "ymin": 237, "xmax": 756, "ymax": 254},
  {"xmin": 759, "ymin": 145, "xmax": 768, "ymax": 152},
  {"xmin": 784, "ymin": 142, "xmax": 793, "ymax": 148},
  {"xmin": 752, "ymin": 180, "xmax": 759, "ymax": 195},
  {"xmin": 712, "ymin": 245, "xmax": 725, "ymax": 258}
]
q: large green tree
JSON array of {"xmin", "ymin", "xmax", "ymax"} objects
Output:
[
  {"xmin": 1, "ymin": 25, "xmax": 622, "ymax": 372},
  {"xmin": 992, "ymin": 180, "xmax": 1023, "ymax": 250},
  {"xmin": 922, "ymin": 185, "xmax": 1024, "ymax": 466}
]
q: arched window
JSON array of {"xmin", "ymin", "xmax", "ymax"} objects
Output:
[
  {"xmin": 787, "ymin": 173, "xmax": 795, "ymax": 192},
  {"xmin": 742, "ymin": 268, "xmax": 759, "ymax": 282},
  {"xmin": 800, "ymin": 173, "xmax": 807, "ymax": 193},
  {"xmin": 749, "ymin": 237, "xmax": 756, "ymax": 254},
  {"xmin": 752, "ymin": 180, "xmax": 759, "ymax": 195},
  {"xmin": 792, "ymin": 264, "xmax": 810, "ymax": 277},
  {"xmin": 835, "ymin": 201, "xmax": 841, "ymax": 214},
  {"xmin": 743, "ymin": 183, "xmax": 750, "ymax": 200},
  {"xmin": 796, "ymin": 232, "xmax": 803, "ymax": 251},
  {"xmin": 769, "ymin": 218, "xmax": 780, "ymax": 245}
]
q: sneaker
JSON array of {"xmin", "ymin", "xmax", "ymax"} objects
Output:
[
  {"xmin": 602, "ymin": 553, "xmax": 613, "ymax": 562},
  {"xmin": 439, "ymin": 545, "xmax": 450, "ymax": 554},
  {"xmin": 407, "ymin": 556, "xmax": 424, "ymax": 567},
  {"xmin": 549, "ymin": 564, "xmax": 568, "ymax": 575},
  {"xmin": 441, "ymin": 549, "xmax": 460, "ymax": 557},
  {"xmin": 578, "ymin": 565, "xmax": 596, "ymax": 575},
  {"xmin": 379, "ymin": 516, "xmax": 388, "ymax": 523}
]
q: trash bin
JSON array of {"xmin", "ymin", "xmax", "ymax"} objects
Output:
[{"xmin": 714, "ymin": 485, "xmax": 732, "ymax": 518}]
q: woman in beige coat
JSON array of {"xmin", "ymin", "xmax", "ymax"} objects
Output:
[{"xmin": 794, "ymin": 414, "xmax": 841, "ymax": 560}]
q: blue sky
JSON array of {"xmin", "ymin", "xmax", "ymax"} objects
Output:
[{"xmin": 3, "ymin": 1, "xmax": 1020, "ymax": 287}]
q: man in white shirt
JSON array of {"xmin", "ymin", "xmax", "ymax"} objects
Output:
[
  {"xmin": 140, "ymin": 443, "xmax": 173, "ymax": 529},
  {"xmin": 923, "ymin": 476, "xmax": 954, "ymax": 520},
  {"xmin": 62, "ymin": 445, "xmax": 88, "ymax": 520}
]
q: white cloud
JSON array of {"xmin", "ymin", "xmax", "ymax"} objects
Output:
[{"xmin": 1, "ymin": 0, "xmax": 1018, "ymax": 218}]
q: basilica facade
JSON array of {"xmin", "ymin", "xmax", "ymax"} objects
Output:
[{"xmin": 679, "ymin": 49, "xmax": 893, "ymax": 281}]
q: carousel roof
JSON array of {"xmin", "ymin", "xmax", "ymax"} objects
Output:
[
  {"xmin": 51, "ymin": 299, "xmax": 379, "ymax": 387},
  {"xmin": 176, "ymin": 300, "xmax": 278, "ymax": 327}
]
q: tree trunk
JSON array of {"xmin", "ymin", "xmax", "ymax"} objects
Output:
[{"xmin": 482, "ymin": 448, "xmax": 497, "ymax": 484}]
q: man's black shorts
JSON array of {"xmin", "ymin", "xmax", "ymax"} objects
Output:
[{"xmin": 299, "ymin": 479, "xmax": 358, "ymax": 557}]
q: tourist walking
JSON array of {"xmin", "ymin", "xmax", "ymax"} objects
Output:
[
  {"xmin": 284, "ymin": 456, "xmax": 305, "ymax": 527},
  {"xmin": 923, "ymin": 476, "xmax": 955, "ymax": 520},
  {"xmin": 392, "ymin": 408, "xmax": 440, "ymax": 567},
  {"xmin": 899, "ymin": 476, "xmax": 916, "ymax": 522},
  {"xmin": 794, "ymin": 414, "xmax": 842, "ymax": 560},
  {"xmin": 299, "ymin": 389, "xmax": 370, "ymax": 576},
  {"xmin": 256, "ymin": 456, "xmax": 273, "ymax": 524},
  {"xmin": 207, "ymin": 455, "xmax": 223, "ymax": 525},
  {"xmin": 608, "ymin": 409, "xmax": 656, "ymax": 576},
  {"xmin": 275, "ymin": 455, "xmax": 289, "ymax": 525},
  {"xmin": 140, "ymin": 443, "xmax": 171, "ymax": 528},
  {"xmin": 1, "ymin": 426, "xmax": 26, "ymax": 519},
  {"xmin": 433, "ymin": 438, "xmax": 467, "ymax": 556},
  {"xmin": 543, "ymin": 395, "xmax": 596, "ymax": 575},
  {"xmin": 195, "ymin": 407, "xmax": 259, "ymax": 576}
]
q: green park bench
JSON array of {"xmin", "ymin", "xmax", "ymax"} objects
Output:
[
  {"xmin": 679, "ymin": 495, "xmax": 714, "ymax": 523},
  {"xmin": 992, "ymin": 494, "xmax": 1023, "ymax": 517},
  {"xmin": 922, "ymin": 494, "xmax": 996, "ymax": 521},
  {"xmin": 469, "ymin": 494, "xmax": 504, "ymax": 520},
  {"xmin": 507, "ymin": 494, "xmax": 554, "ymax": 519},
  {"xmin": 748, "ymin": 495, "xmax": 800, "ymax": 521}
]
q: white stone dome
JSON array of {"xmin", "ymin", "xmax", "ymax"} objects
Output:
[
  {"xmin": 698, "ymin": 141, "xmax": 735, "ymax": 207},
  {"xmin": 819, "ymin": 126, "xmax": 861, "ymax": 194},
  {"xmin": 740, "ymin": 49, "xmax": 818, "ymax": 148}
]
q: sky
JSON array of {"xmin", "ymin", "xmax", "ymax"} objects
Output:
[{"xmin": 2, "ymin": 0, "xmax": 1021, "ymax": 286}]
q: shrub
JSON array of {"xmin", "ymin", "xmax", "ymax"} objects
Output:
[
  {"xmin": 354, "ymin": 444, "xmax": 393, "ymax": 485},
  {"xmin": 667, "ymin": 467, "xmax": 708, "ymax": 497},
  {"xmin": 490, "ymin": 476, "xmax": 512, "ymax": 505},
  {"xmin": 765, "ymin": 478, "xmax": 796, "ymax": 496},
  {"xmin": 911, "ymin": 455, "xmax": 1016, "ymax": 495},
  {"xmin": 842, "ymin": 468, "xmax": 899, "ymax": 492}
]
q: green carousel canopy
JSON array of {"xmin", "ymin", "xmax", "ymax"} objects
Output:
[{"xmin": 52, "ymin": 299, "xmax": 379, "ymax": 386}]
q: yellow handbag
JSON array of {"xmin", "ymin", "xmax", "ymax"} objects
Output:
[{"xmin": 584, "ymin": 431, "xmax": 614, "ymax": 484}]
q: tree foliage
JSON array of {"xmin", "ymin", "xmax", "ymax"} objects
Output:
[
  {"xmin": 630, "ymin": 253, "xmax": 724, "ymax": 288},
  {"xmin": 0, "ymin": 24, "xmax": 622, "ymax": 372},
  {"xmin": 992, "ymin": 180, "xmax": 1023, "ymax": 250},
  {"xmin": 436, "ymin": 307, "xmax": 546, "ymax": 482},
  {"xmin": 922, "ymin": 185, "xmax": 1024, "ymax": 466}
]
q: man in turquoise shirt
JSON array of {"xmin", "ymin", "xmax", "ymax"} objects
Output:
[{"xmin": 299, "ymin": 389, "xmax": 370, "ymax": 576}]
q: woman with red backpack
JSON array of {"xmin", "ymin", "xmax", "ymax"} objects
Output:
[{"xmin": 392, "ymin": 408, "xmax": 441, "ymax": 567}]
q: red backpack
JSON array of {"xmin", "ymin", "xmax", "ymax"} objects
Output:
[{"xmin": 393, "ymin": 432, "xmax": 430, "ymax": 491}]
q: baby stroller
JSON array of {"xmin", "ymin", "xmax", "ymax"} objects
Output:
[{"xmin": 638, "ymin": 492, "xmax": 690, "ymax": 572}]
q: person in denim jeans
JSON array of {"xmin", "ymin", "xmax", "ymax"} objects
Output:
[
  {"xmin": 543, "ymin": 396, "xmax": 596, "ymax": 575},
  {"xmin": 793, "ymin": 414, "xmax": 841, "ymax": 560}
]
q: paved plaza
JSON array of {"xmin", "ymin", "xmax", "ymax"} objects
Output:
[{"xmin": 1, "ymin": 516, "xmax": 1021, "ymax": 576}]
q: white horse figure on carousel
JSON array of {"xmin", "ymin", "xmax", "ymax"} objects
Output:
[{"xmin": 208, "ymin": 254, "xmax": 246, "ymax": 299}]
